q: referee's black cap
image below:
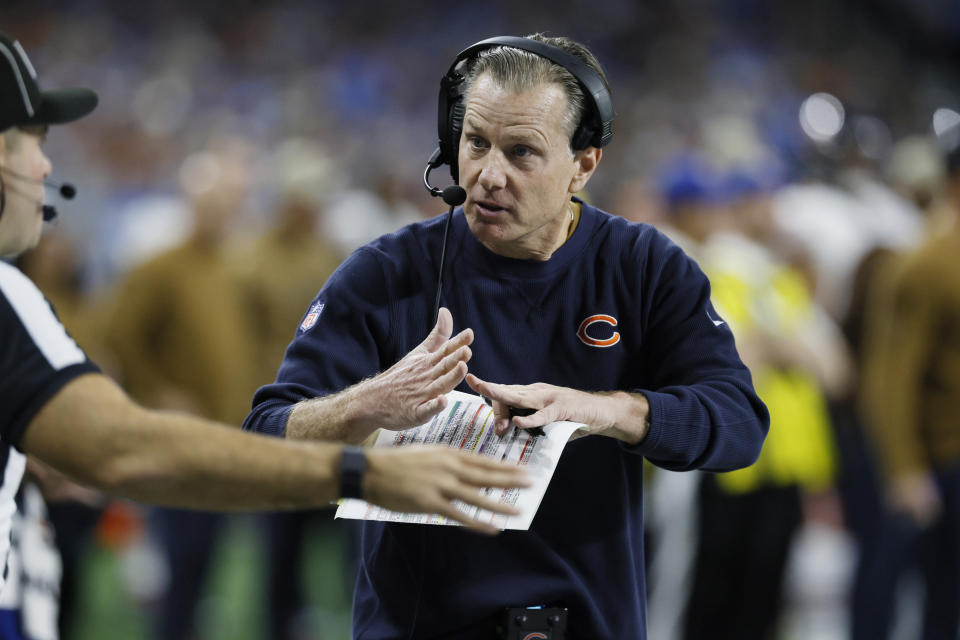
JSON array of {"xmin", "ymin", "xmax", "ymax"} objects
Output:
[{"xmin": 0, "ymin": 31, "xmax": 97, "ymax": 134}]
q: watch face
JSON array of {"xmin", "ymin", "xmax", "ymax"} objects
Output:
[{"xmin": 339, "ymin": 446, "xmax": 367, "ymax": 500}]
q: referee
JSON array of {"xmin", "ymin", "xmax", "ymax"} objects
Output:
[{"xmin": 0, "ymin": 27, "xmax": 526, "ymax": 602}]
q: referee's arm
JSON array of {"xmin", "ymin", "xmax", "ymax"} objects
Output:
[
  {"xmin": 17, "ymin": 372, "xmax": 527, "ymax": 532},
  {"xmin": 19, "ymin": 372, "xmax": 343, "ymax": 510}
]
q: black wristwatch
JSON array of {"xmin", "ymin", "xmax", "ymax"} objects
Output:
[{"xmin": 339, "ymin": 445, "xmax": 367, "ymax": 499}]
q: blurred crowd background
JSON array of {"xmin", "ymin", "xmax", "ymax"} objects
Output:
[{"xmin": 3, "ymin": 0, "xmax": 960, "ymax": 638}]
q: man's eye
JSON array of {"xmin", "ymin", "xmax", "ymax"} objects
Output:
[
  {"xmin": 469, "ymin": 137, "xmax": 487, "ymax": 149},
  {"xmin": 512, "ymin": 146, "xmax": 531, "ymax": 158}
]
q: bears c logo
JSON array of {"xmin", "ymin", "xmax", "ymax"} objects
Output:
[{"xmin": 577, "ymin": 314, "xmax": 620, "ymax": 347}]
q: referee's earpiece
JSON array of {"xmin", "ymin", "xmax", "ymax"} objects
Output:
[{"xmin": 432, "ymin": 35, "xmax": 615, "ymax": 184}]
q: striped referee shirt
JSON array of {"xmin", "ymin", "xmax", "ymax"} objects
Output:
[{"xmin": 0, "ymin": 261, "xmax": 98, "ymax": 590}]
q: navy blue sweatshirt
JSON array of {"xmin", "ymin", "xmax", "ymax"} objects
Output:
[{"xmin": 244, "ymin": 200, "xmax": 768, "ymax": 639}]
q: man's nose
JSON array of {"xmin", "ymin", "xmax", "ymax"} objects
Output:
[{"xmin": 477, "ymin": 151, "xmax": 507, "ymax": 191}]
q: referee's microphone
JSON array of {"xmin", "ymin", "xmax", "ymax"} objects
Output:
[
  {"xmin": 42, "ymin": 180, "xmax": 75, "ymax": 221},
  {"xmin": 0, "ymin": 165, "xmax": 76, "ymax": 221},
  {"xmin": 422, "ymin": 148, "xmax": 467, "ymax": 327}
]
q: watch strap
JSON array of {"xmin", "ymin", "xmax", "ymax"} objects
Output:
[{"xmin": 339, "ymin": 445, "xmax": 367, "ymax": 499}]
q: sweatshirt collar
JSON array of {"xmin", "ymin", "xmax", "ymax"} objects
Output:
[{"xmin": 455, "ymin": 196, "xmax": 595, "ymax": 280}]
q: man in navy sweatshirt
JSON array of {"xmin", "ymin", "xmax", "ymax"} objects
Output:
[{"xmin": 245, "ymin": 33, "xmax": 769, "ymax": 640}]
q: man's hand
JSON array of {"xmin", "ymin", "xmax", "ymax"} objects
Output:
[
  {"xmin": 26, "ymin": 456, "xmax": 103, "ymax": 506},
  {"xmin": 888, "ymin": 471, "xmax": 942, "ymax": 528},
  {"xmin": 287, "ymin": 308, "xmax": 473, "ymax": 443},
  {"xmin": 465, "ymin": 374, "xmax": 651, "ymax": 445},
  {"xmin": 357, "ymin": 307, "xmax": 473, "ymax": 430},
  {"xmin": 363, "ymin": 447, "xmax": 530, "ymax": 534}
]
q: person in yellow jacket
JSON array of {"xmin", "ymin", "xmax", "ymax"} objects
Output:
[{"xmin": 682, "ymin": 168, "xmax": 850, "ymax": 640}]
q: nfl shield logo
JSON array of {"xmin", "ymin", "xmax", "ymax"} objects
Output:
[{"xmin": 300, "ymin": 302, "xmax": 324, "ymax": 332}]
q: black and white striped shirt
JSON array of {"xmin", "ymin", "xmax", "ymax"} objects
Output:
[{"xmin": 0, "ymin": 261, "xmax": 98, "ymax": 590}]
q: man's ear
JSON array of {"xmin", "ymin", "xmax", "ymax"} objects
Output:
[{"xmin": 569, "ymin": 147, "xmax": 602, "ymax": 195}]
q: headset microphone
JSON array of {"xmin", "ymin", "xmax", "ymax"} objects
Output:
[
  {"xmin": 0, "ymin": 165, "xmax": 76, "ymax": 222},
  {"xmin": 40, "ymin": 180, "xmax": 75, "ymax": 221},
  {"xmin": 53, "ymin": 181, "xmax": 76, "ymax": 199},
  {"xmin": 422, "ymin": 148, "xmax": 467, "ymax": 328},
  {"xmin": 423, "ymin": 148, "xmax": 466, "ymax": 207}
]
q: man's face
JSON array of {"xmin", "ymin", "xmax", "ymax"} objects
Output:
[
  {"xmin": 0, "ymin": 127, "xmax": 52, "ymax": 258},
  {"xmin": 458, "ymin": 73, "xmax": 599, "ymax": 260}
]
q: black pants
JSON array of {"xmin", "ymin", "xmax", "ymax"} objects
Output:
[
  {"xmin": 47, "ymin": 501, "xmax": 102, "ymax": 640},
  {"xmin": 683, "ymin": 478, "xmax": 802, "ymax": 640},
  {"xmin": 152, "ymin": 508, "xmax": 227, "ymax": 640},
  {"xmin": 850, "ymin": 462, "xmax": 960, "ymax": 640},
  {"xmin": 261, "ymin": 508, "xmax": 360, "ymax": 640}
]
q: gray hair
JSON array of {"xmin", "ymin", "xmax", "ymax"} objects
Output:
[{"xmin": 463, "ymin": 33, "xmax": 608, "ymax": 148}]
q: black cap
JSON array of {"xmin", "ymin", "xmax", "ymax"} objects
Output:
[{"xmin": 0, "ymin": 31, "xmax": 98, "ymax": 133}]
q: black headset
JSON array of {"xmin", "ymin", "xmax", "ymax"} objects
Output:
[
  {"xmin": 424, "ymin": 36, "xmax": 615, "ymax": 328},
  {"xmin": 434, "ymin": 35, "xmax": 615, "ymax": 183}
]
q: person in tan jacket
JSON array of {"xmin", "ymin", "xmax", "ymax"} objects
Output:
[{"xmin": 858, "ymin": 142, "xmax": 960, "ymax": 640}]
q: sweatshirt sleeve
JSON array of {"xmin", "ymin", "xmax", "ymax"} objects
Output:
[
  {"xmin": 628, "ymin": 237, "xmax": 769, "ymax": 472},
  {"xmin": 242, "ymin": 247, "xmax": 393, "ymax": 437}
]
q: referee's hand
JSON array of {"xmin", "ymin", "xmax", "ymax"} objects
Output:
[{"xmin": 364, "ymin": 447, "xmax": 530, "ymax": 534}]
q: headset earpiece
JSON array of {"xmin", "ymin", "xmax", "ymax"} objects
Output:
[
  {"xmin": 437, "ymin": 60, "xmax": 469, "ymax": 182},
  {"xmin": 435, "ymin": 36, "xmax": 614, "ymax": 183},
  {"xmin": 571, "ymin": 125, "xmax": 595, "ymax": 152},
  {"xmin": 447, "ymin": 100, "xmax": 465, "ymax": 179}
]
